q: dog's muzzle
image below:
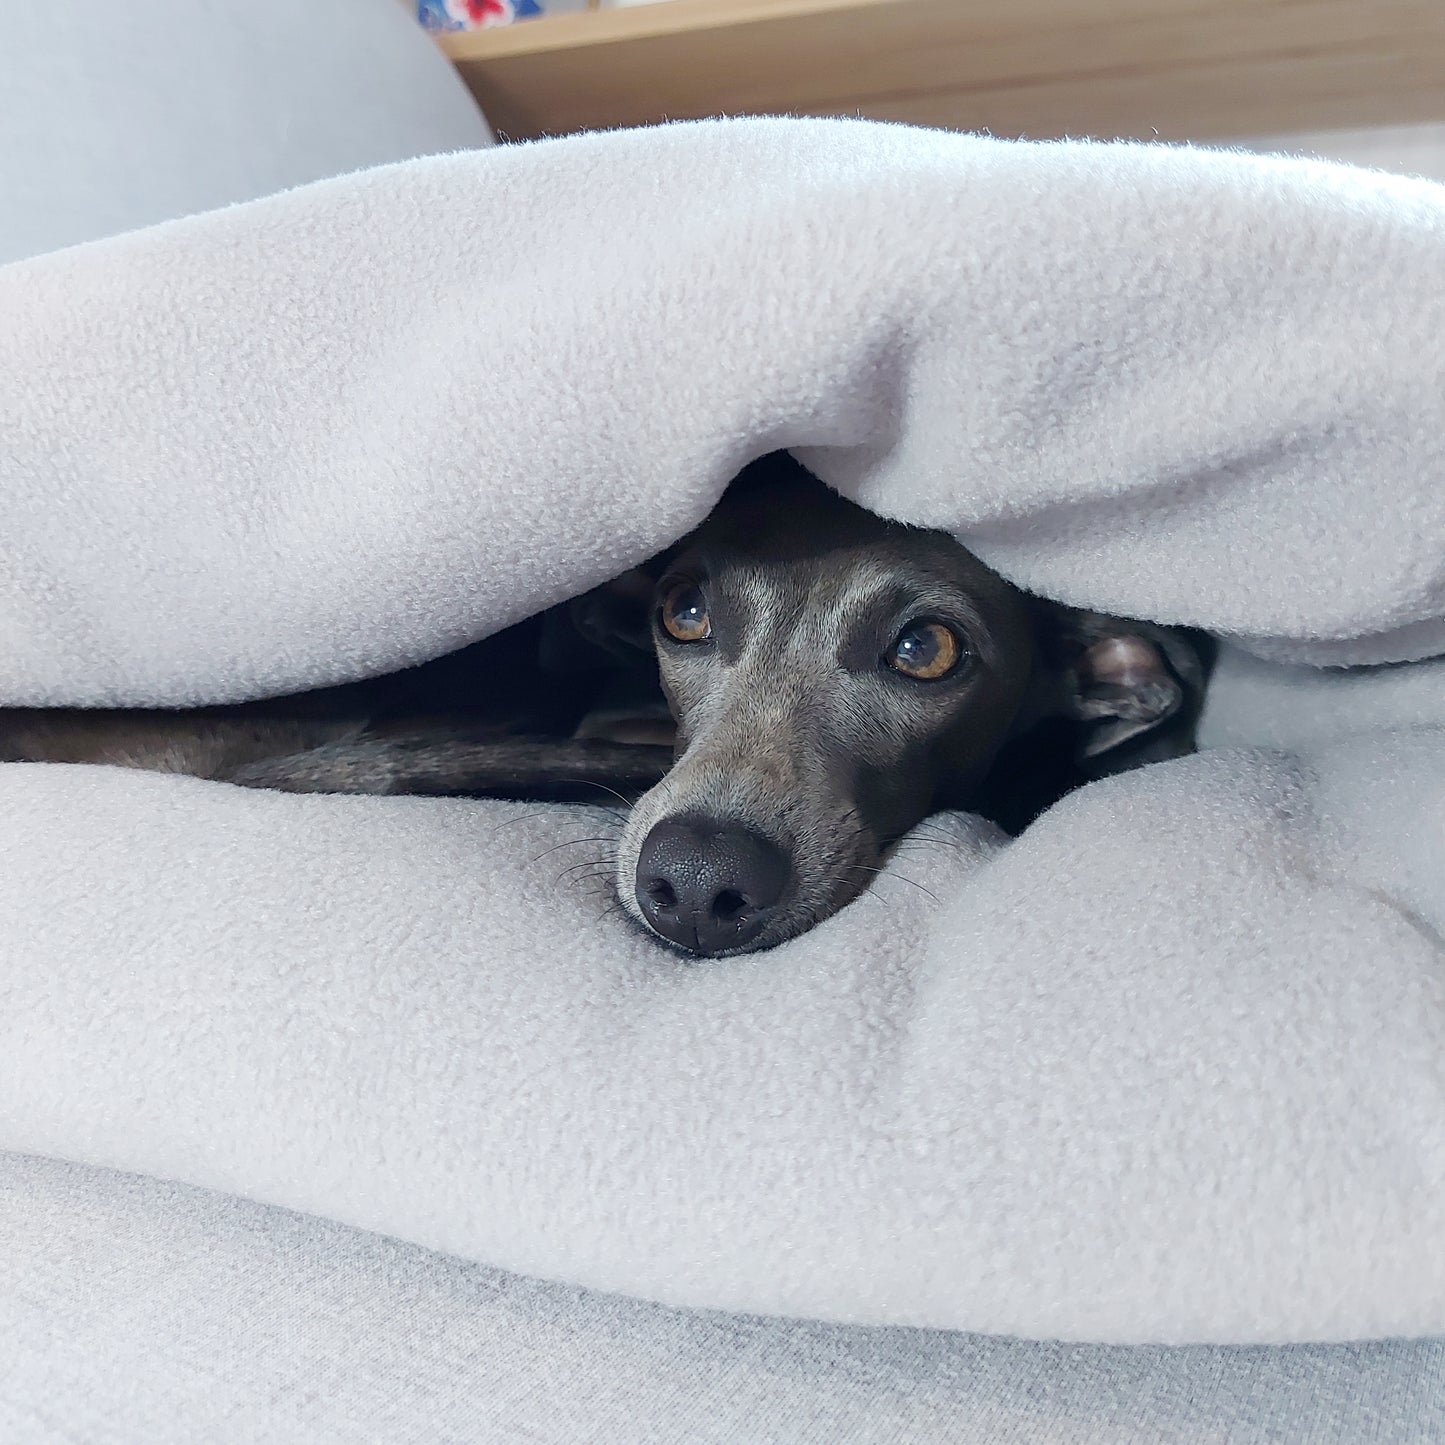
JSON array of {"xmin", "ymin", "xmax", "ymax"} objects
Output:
[{"xmin": 633, "ymin": 812, "xmax": 792, "ymax": 956}]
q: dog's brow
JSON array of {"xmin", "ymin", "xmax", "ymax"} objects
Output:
[{"xmin": 710, "ymin": 565, "xmax": 788, "ymax": 661}]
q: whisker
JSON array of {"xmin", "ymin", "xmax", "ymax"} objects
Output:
[
  {"xmin": 491, "ymin": 810, "xmax": 550, "ymax": 831},
  {"xmin": 556, "ymin": 855, "xmax": 618, "ymax": 878},
  {"xmin": 547, "ymin": 777, "xmax": 644, "ymax": 818},
  {"xmin": 566, "ymin": 872, "xmax": 618, "ymax": 895},
  {"xmin": 580, "ymin": 809, "xmax": 629, "ymax": 827},
  {"xmin": 890, "ymin": 873, "xmax": 941, "ymax": 903},
  {"xmin": 568, "ymin": 778, "xmax": 640, "ymax": 810},
  {"xmin": 491, "ymin": 802, "xmax": 625, "ymax": 832},
  {"xmin": 563, "ymin": 868, "xmax": 619, "ymax": 891},
  {"xmin": 846, "ymin": 864, "xmax": 940, "ymax": 903},
  {"xmin": 530, "ymin": 835, "xmax": 623, "ymax": 862},
  {"xmin": 891, "ymin": 838, "xmax": 965, "ymax": 856}
]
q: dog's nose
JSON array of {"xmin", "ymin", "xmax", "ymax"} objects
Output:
[{"xmin": 635, "ymin": 815, "xmax": 791, "ymax": 956}]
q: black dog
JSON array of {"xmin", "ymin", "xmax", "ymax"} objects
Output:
[{"xmin": 0, "ymin": 455, "xmax": 1209, "ymax": 955}]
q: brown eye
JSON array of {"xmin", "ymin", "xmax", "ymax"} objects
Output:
[
  {"xmin": 886, "ymin": 620, "xmax": 966, "ymax": 681},
  {"xmin": 659, "ymin": 582, "xmax": 712, "ymax": 643}
]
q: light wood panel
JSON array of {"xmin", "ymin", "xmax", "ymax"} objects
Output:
[{"xmin": 439, "ymin": 0, "xmax": 1445, "ymax": 144}]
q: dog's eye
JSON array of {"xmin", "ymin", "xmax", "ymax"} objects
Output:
[
  {"xmin": 658, "ymin": 582, "xmax": 712, "ymax": 643},
  {"xmin": 885, "ymin": 620, "xmax": 967, "ymax": 681}
]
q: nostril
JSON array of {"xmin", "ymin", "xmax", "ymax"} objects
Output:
[
  {"xmin": 711, "ymin": 888, "xmax": 748, "ymax": 923},
  {"xmin": 634, "ymin": 814, "xmax": 794, "ymax": 955},
  {"xmin": 645, "ymin": 878, "xmax": 677, "ymax": 910}
]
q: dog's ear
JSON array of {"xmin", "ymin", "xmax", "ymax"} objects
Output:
[
  {"xmin": 567, "ymin": 568, "xmax": 656, "ymax": 659},
  {"xmin": 1067, "ymin": 631, "xmax": 1183, "ymax": 759},
  {"xmin": 537, "ymin": 568, "xmax": 657, "ymax": 674},
  {"xmin": 1036, "ymin": 607, "xmax": 1208, "ymax": 770}
]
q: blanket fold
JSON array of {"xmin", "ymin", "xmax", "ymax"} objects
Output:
[{"xmin": 2, "ymin": 118, "xmax": 1444, "ymax": 1344}]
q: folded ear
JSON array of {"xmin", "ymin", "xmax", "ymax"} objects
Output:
[
  {"xmin": 1068, "ymin": 632, "xmax": 1184, "ymax": 759},
  {"xmin": 1034, "ymin": 607, "xmax": 1209, "ymax": 770},
  {"xmin": 566, "ymin": 568, "xmax": 657, "ymax": 659},
  {"xmin": 536, "ymin": 568, "xmax": 658, "ymax": 675}
]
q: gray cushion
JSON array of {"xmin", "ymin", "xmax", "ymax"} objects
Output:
[
  {"xmin": 0, "ymin": 0, "xmax": 491, "ymax": 265},
  {"xmin": 2, "ymin": 1152, "xmax": 1441, "ymax": 1444}
]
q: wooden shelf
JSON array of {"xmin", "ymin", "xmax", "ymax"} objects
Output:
[{"xmin": 439, "ymin": 0, "xmax": 1445, "ymax": 145}]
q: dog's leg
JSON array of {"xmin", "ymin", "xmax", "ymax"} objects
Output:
[
  {"xmin": 3, "ymin": 708, "xmax": 671, "ymax": 804},
  {"xmin": 228, "ymin": 729, "xmax": 674, "ymax": 804},
  {"xmin": 0, "ymin": 708, "xmax": 359, "ymax": 777}
]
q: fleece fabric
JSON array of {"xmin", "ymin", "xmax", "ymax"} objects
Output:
[
  {"xmin": 4, "ymin": 1152, "xmax": 1443, "ymax": 1445},
  {"xmin": 2, "ymin": 118, "xmax": 1444, "ymax": 1344}
]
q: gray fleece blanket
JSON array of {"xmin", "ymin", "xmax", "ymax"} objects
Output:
[{"xmin": 2, "ymin": 118, "xmax": 1443, "ymax": 1346}]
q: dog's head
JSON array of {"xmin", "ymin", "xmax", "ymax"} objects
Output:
[{"xmin": 584, "ymin": 457, "xmax": 1201, "ymax": 957}]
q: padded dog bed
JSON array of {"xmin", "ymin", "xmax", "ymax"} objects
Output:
[{"xmin": 2, "ymin": 117, "xmax": 1443, "ymax": 1345}]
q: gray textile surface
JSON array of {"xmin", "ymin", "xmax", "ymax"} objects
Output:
[
  {"xmin": 1202, "ymin": 643, "xmax": 1445, "ymax": 752},
  {"xmin": 9, "ymin": 4, "xmax": 1438, "ymax": 1422},
  {"xmin": 0, "ymin": 0, "xmax": 492, "ymax": 266},
  {"xmin": 4, "ymin": 733, "xmax": 1445, "ymax": 1346},
  {"xmin": 7, "ymin": 123, "xmax": 1445, "ymax": 703},
  {"xmin": 3, "ymin": 120, "xmax": 1445, "ymax": 1343},
  {"xmin": 2, "ymin": 1152, "xmax": 1442, "ymax": 1445}
]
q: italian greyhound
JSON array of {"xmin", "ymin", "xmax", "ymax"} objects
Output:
[{"xmin": 0, "ymin": 455, "xmax": 1208, "ymax": 957}]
